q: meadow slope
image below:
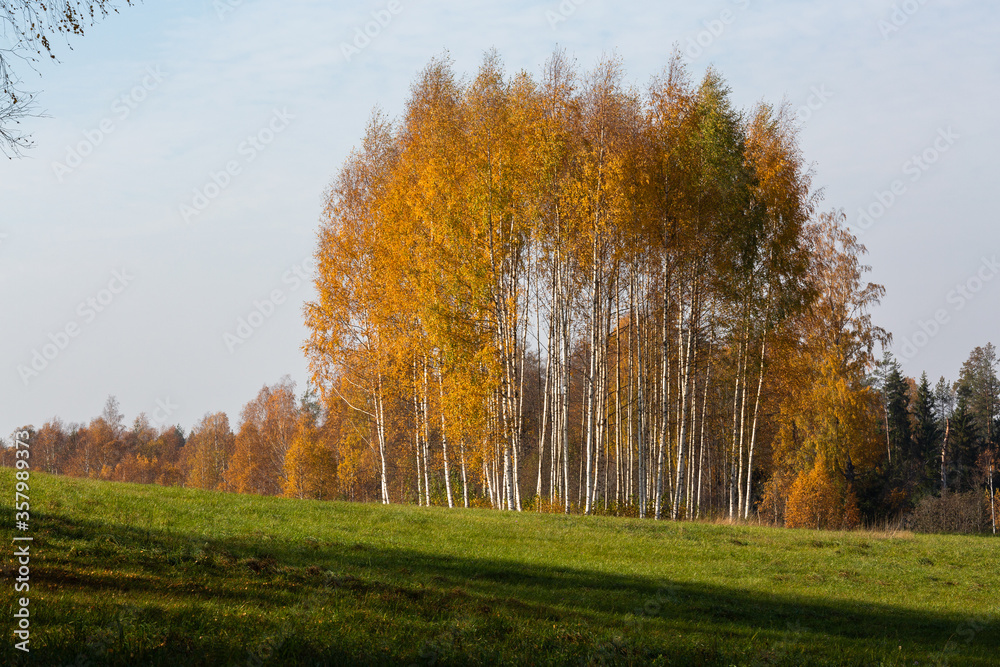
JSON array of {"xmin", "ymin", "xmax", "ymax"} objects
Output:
[{"xmin": 1, "ymin": 469, "xmax": 996, "ymax": 666}]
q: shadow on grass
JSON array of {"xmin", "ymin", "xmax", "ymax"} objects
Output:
[{"xmin": 3, "ymin": 507, "xmax": 996, "ymax": 666}]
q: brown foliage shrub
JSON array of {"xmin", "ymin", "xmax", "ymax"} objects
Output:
[
  {"xmin": 842, "ymin": 486, "xmax": 862, "ymax": 530},
  {"xmin": 908, "ymin": 491, "xmax": 987, "ymax": 534}
]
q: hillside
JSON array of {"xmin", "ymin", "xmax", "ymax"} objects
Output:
[{"xmin": 2, "ymin": 469, "xmax": 996, "ymax": 666}]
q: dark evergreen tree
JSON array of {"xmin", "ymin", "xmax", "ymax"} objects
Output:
[
  {"xmin": 881, "ymin": 357, "xmax": 913, "ymax": 464},
  {"xmin": 912, "ymin": 372, "xmax": 940, "ymax": 491},
  {"xmin": 947, "ymin": 387, "xmax": 978, "ymax": 492}
]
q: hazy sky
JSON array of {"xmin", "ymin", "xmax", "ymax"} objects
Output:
[{"xmin": 3, "ymin": 0, "xmax": 998, "ymax": 438}]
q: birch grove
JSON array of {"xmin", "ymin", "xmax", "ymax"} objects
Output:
[{"xmin": 303, "ymin": 50, "xmax": 884, "ymax": 519}]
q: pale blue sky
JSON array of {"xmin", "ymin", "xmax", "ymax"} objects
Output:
[{"xmin": 3, "ymin": 0, "xmax": 998, "ymax": 436}]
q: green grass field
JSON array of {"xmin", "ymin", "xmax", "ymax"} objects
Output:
[{"xmin": 2, "ymin": 468, "xmax": 997, "ymax": 666}]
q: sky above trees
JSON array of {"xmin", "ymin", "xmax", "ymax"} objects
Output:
[{"xmin": 2, "ymin": 0, "xmax": 998, "ymax": 439}]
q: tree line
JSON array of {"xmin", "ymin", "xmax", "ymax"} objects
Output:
[
  {"xmin": 872, "ymin": 346, "xmax": 999, "ymax": 533},
  {"xmin": 3, "ymin": 379, "xmax": 338, "ymax": 501},
  {"xmin": 3, "ymin": 342, "xmax": 997, "ymax": 533}
]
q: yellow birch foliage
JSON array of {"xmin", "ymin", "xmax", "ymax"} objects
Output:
[
  {"xmin": 183, "ymin": 412, "xmax": 234, "ymax": 491},
  {"xmin": 284, "ymin": 414, "xmax": 337, "ymax": 500},
  {"xmin": 225, "ymin": 378, "xmax": 297, "ymax": 496}
]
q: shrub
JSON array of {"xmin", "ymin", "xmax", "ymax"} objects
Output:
[
  {"xmin": 785, "ymin": 456, "xmax": 860, "ymax": 530},
  {"xmin": 907, "ymin": 491, "xmax": 987, "ymax": 534}
]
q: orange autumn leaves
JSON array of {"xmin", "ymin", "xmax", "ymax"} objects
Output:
[
  {"xmin": 785, "ymin": 454, "xmax": 862, "ymax": 530},
  {"xmin": 302, "ymin": 49, "xmax": 889, "ymax": 520}
]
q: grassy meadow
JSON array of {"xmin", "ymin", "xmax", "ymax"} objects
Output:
[{"xmin": 1, "ymin": 468, "xmax": 997, "ymax": 665}]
